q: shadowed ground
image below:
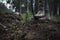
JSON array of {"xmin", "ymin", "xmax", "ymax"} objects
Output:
[{"xmin": 0, "ymin": 14, "xmax": 60, "ymax": 40}]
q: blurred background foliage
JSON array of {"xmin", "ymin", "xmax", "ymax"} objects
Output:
[{"xmin": 0, "ymin": 0, "xmax": 60, "ymax": 40}]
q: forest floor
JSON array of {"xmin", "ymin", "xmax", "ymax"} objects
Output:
[{"xmin": 0, "ymin": 14, "xmax": 60, "ymax": 40}]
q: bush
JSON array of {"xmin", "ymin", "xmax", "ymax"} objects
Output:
[{"xmin": 21, "ymin": 11, "xmax": 33, "ymax": 25}]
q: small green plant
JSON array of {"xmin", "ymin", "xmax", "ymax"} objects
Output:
[{"xmin": 21, "ymin": 11, "xmax": 32, "ymax": 25}]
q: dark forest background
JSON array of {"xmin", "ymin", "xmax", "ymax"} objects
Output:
[{"xmin": 0, "ymin": 0, "xmax": 60, "ymax": 40}]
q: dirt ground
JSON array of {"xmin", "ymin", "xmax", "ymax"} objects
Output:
[{"xmin": 0, "ymin": 14, "xmax": 60, "ymax": 40}]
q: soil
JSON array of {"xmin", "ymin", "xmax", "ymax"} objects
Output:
[{"xmin": 0, "ymin": 14, "xmax": 60, "ymax": 40}]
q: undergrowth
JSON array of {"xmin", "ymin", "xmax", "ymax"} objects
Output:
[{"xmin": 21, "ymin": 11, "xmax": 33, "ymax": 25}]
